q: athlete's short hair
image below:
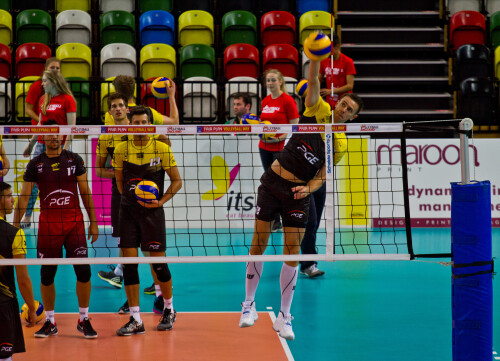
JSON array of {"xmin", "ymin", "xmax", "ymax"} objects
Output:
[
  {"xmin": 0, "ymin": 181, "xmax": 11, "ymax": 195},
  {"xmin": 233, "ymin": 92, "xmax": 252, "ymax": 107},
  {"xmin": 108, "ymin": 93, "xmax": 129, "ymax": 108},
  {"xmin": 113, "ymin": 75, "xmax": 135, "ymax": 100},
  {"xmin": 340, "ymin": 93, "xmax": 364, "ymax": 115},
  {"xmin": 129, "ymin": 105, "xmax": 151, "ymax": 123}
]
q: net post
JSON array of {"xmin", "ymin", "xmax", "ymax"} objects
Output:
[
  {"xmin": 401, "ymin": 124, "xmax": 415, "ymax": 259},
  {"xmin": 451, "ymin": 118, "xmax": 493, "ymax": 361}
]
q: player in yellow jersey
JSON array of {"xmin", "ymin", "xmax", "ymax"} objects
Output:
[
  {"xmin": 113, "ymin": 106, "xmax": 182, "ymax": 335},
  {"xmin": 0, "ymin": 135, "xmax": 10, "ymax": 181}
]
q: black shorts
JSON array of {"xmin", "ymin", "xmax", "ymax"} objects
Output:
[
  {"xmin": 256, "ymin": 169, "xmax": 310, "ymax": 228},
  {"xmin": 118, "ymin": 205, "xmax": 166, "ymax": 252},
  {"xmin": 111, "ymin": 187, "xmax": 121, "ymax": 237},
  {"xmin": 0, "ymin": 298, "xmax": 25, "ymax": 358}
]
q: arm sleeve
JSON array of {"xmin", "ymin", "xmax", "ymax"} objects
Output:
[
  {"xmin": 161, "ymin": 144, "xmax": 177, "ymax": 170},
  {"xmin": 113, "ymin": 143, "xmax": 124, "ymax": 170},
  {"xmin": 151, "ymin": 108, "xmax": 164, "ymax": 125},
  {"xmin": 26, "ymin": 81, "xmax": 42, "ymax": 105},
  {"xmin": 104, "ymin": 112, "xmax": 114, "ymax": 125},
  {"xmin": 12, "ymin": 229, "xmax": 27, "ymax": 256},
  {"xmin": 303, "ymin": 97, "xmax": 332, "ymax": 124},
  {"xmin": 285, "ymin": 95, "xmax": 299, "ymax": 121},
  {"xmin": 333, "ymin": 133, "xmax": 347, "ymax": 165},
  {"xmin": 23, "ymin": 160, "xmax": 37, "ymax": 182},
  {"xmin": 346, "ymin": 57, "xmax": 356, "ymax": 75},
  {"xmin": 65, "ymin": 95, "xmax": 77, "ymax": 113},
  {"xmin": 74, "ymin": 153, "xmax": 87, "ymax": 176},
  {"xmin": 96, "ymin": 136, "xmax": 107, "ymax": 157}
]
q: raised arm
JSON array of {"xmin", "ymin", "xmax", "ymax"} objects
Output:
[{"xmin": 162, "ymin": 79, "xmax": 179, "ymax": 125}]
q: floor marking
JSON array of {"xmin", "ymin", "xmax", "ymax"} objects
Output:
[{"xmin": 269, "ymin": 311, "xmax": 294, "ymax": 361}]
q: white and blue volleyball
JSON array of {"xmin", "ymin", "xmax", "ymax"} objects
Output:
[
  {"xmin": 135, "ymin": 180, "xmax": 159, "ymax": 203},
  {"xmin": 303, "ymin": 32, "xmax": 331, "ymax": 61},
  {"xmin": 151, "ymin": 77, "xmax": 171, "ymax": 99}
]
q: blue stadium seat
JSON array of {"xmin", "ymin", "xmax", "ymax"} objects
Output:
[
  {"xmin": 140, "ymin": 10, "xmax": 175, "ymax": 47},
  {"xmin": 296, "ymin": 0, "xmax": 330, "ymax": 15}
]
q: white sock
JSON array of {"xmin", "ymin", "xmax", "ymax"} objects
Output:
[
  {"xmin": 280, "ymin": 263, "xmax": 298, "ymax": 314},
  {"xmin": 0, "ymin": 356, "xmax": 13, "ymax": 361},
  {"xmin": 130, "ymin": 306, "xmax": 141, "ymax": 323},
  {"xmin": 245, "ymin": 261, "xmax": 263, "ymax": 302},
  {"xmin": 45, "ymin": 310, "xmax": 55, "ymax": 324},
  {"xmin": 114, "ymin": 264, "xmax": 123, "ymax": 276},
  {"xmin": 155, "ymin": 284, "xmax": 162, "ymax": 297},
  {"xmin": 163, "ymin": 297, "xmax": 173, "ymax": 311},
  {"xmin": 79, "ymin": 307, "xmax": 89, "ymax": 322}
]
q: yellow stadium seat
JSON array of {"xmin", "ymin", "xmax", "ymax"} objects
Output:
[
  {"xmin": 56, "ymin": 43, "xmax": 92, "ymax": 79},
  {"xmin": 140, "ymin": 43, "xmax": 176, "ymax": 80},
  {"xmin": 178, "ymin": 10, "xmax": 214, "ymax": 47},
  {"xmin": 0, "ymin": 9, "xmax": 12, "ymax": 47},
  {"xmin": 494, "ymin": 46, "xmax": 500, "ymax": 78},
  {"xmin": 299, "ymin": 11, "xmax": 334, "ymax": 45},
  {"xmin": 55, "ymin": 0, "xmax": 91, "ymax": 12},
  {"xmin": 15, "ymin": 76, "xmax": 39, "ymax": 123}
]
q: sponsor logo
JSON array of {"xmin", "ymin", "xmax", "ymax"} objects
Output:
[
  {"xmin": 51, "ymin": 162, "xmax": 60, "ymax": 171},
  {"xmin": 47, "ymin": 104, "xmax": 63, "ymax": 111},
  {"xmin": 4, "ymin": 127, "xmax": 10, "ymax": 133},
  {"xmin": 49, "ymin": 196, "xmax": 71, "ymax": 206},
  {"xmin": 289, "ymin": 210, "xmax": 306, "ymax": 219},
  {"xmin": 71, "ymin": 127, "xmax": 89, "ymax": 134},
  {"xmin": 261, "ymin": 105, "xmax": 281, "ymax": 113},
  {"xmin": 325, "ymin": 134, "xmax": 332, "ymax": 173},
  {"xmin": 101, "ymin": 126, "xmax": 108, "ymax": 134},
  {"xmin": 0, "ymin": 343, "xmax": 13, "ymax": 352},
  {"xmin": 146, "ymin": 242, "xmax": 162, "ymax": 250},
  {"xmin": 361, "ymin": 124, "xmax": 378, "ymax": 132},
  {"xmin": 332, "ymin": 125, "xmax": 347, "ymax": 132},
  {"xmin": 74, "ymin": 247, "xmax": 87, "ymax": 256},
  {"xmin": 166, "ymin": 126, "xmax": 186, "ymax": 134},
  {"xmin": 297, "ymin": 125, "xmax": 325, "ymax": 132},
  {"xmin": 5, "ymin": 126, "xmax": 59, "ymax": 134},
  {"xmin": 201, "ymin": 156, "xmax": 240, "ymax": 201},
  {"xmin": 297, "ymin": 144, "xmax": 320, "ymax": 165},
  {"xmin": 102, "ymin": 126, "xmax": 155, "ymax": 134},
  {"xmin": 262, "ymin": 125, "xmax": 280, "ymax": 132}
]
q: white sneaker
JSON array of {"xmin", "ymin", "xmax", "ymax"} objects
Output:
[
  {"xmin": 239, "ymin": 301, "xmax": 258, "ymax": 327},
  {"xmin": 300, "ymin": 264, "xmax": 325, "ymax": 278},
  {"xmin": 273, "ymin": 311, "xmax": 295, "ymax": 340}
]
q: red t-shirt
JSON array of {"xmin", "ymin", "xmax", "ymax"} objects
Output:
[
  {"xmin": 25, "ymin": 79, "xmax": 43, "ymax": 125},
  {"xmin": 259, "ymin": 93, "xmax": 299, "ymax": 152},
  {"xmin": 37, "ymin": 93, "xmax": 77, "ymax": 144},
  {"xmin": 320, "ymin": 53, "xmax": 356, "ymax": 108}
]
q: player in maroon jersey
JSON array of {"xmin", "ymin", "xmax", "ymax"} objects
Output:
[{"xmin": 14, "ymin": 120, "xmax": 99, "ymax": 339}]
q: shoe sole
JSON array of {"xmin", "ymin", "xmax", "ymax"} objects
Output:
[
  {"xmin": 118, "ymin": 310, "xmax": 130, "ymax": 314},
  {"xmin": 97, "ymin": 274, "xmax": 122, "ymax": 288},
  {"xmin": 272, "ymin": 326, "xmax": 294, "ymax": 341},
  {"xmin": 77, "ymin": 326, "xmax": 98, "ymax": 339},
  {"xmin": 116, "ymin": 330, "xmax": 146, "ymax": 336},
  {"xmin": 300, "ymin": 271, "xmax": 325, "ymax": 278},
  {"xmin": 144, "ymin": 291, "xmax": 155, "ymax": 295},
  {"xmin": 34, "ymin": 331, "xmax": 57, "ymax": 338}
]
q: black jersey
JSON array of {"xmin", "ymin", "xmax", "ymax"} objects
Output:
[{"xmin": 0, "ymin": 217, "xmax": 26, "ymax": 304}]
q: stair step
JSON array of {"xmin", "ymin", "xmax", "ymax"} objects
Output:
[
  {"xmin": 341, "ymin": 27, "xmax": 443, "ymax": 44},
  {"xmin": 354, "ymin": 59, "xmax": 447, "ymax": 77},
  {"xmin": 357, "ymin": 93, "xmax": 452, "ymax": 110},
  {"xmin": 337, "ymin": 0, "xmax": 439, "ymax": 12}
]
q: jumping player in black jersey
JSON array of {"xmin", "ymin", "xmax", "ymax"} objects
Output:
[
  {"xmin": 238, "ymin": 34, "xmax": 364, "ymax": 340},
  {"xmin": 0, "ymin": 181, "xmax": 36, "ymax": 360},
  {"xmin": 14, "ymin": 120, "xmax": 99, "ymax": 339},
  {"xmin": 113, "ymin": 106, "xmax": 182, "ymax": 336}
]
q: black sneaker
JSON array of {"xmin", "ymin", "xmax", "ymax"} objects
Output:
[
  {"xmin": 34, "ymin": 319, "xmax": 58, "ymax": 338},
  {"xmin": 157, "ymin": 308, "xmax": 176, "ymax": 331},
  {"xmin": 143, "ymin": 283, "xmax": 155, "ymax": 295},
  {"xmin": 77, "ymin": 317, "xmax": 98, "ymax": 338},
  {"xmin": 98, "ymin": 267, "xmax": 123, "ymax": 288},
  {"xmin": 153, "ymin": 296, "xmax": 164, "ymax": 315},
  {"xmin": 118, "ymin": 300, "xmax": 130, "ymax": 314},
  {"xmin": 116, "ymin": 316, "xmax": 146, "ymax": 336}
]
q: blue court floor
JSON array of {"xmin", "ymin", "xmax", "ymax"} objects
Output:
[{"xmin": 16, "ymin": 228, "xmax": 499, "ymax": 361}]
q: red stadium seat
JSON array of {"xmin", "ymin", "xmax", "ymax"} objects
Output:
[
  {"xmin": 261, "ymin": 11, "xmax": 296, "ymax": 47},
  {"xmin": 0, "ymin": 43, "xmax": 11, "ymax": 79},
  {"xmin": 449, "ymin": 11, "xmax": 486, "ymax": 52},
  {"xmin": 262, "ymin": 44, "xmax": 299, "ymax": 79},
  {"xmin": 223, "ymin": 43, "xmax": 259, "ymax": 80},
  {"xmin": 141, "ymin": 77, "xmax": 171, "ymax": 116},
  {"xmin": 16, "ymin": 42, "xmax": 51, "ymax": 79}
]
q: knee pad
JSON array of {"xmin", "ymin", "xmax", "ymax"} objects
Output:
[
  {"xmin": 123, "ymin": 264, "xmax": 140, "ymax": 286},
  {"xmin": 73, "ymin": 265, "xmax": 91, "ymax": 283},
  {"xmin": 152, "ymin": 263, "xmax": 171, "ymax": 283},
  {"xmin": 40, "ymin": 265, "xmax": 57, "ymax": 286}
]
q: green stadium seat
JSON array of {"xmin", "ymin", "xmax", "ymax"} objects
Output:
[
  {"xmin": 66, "ymin": 77, "xmax": 91, "ymax": 123},
  {"xmin": 222, "ymin": 10, "xmax": 257, "ymax": 47},
  {"xmin": 100, "ymin": 11, "xmax": 135, "ymax": 46},
  {"xmin": 179, "ymin": 44, "xmax": 215, "ymax": 80},
  {"xmin": 0, "ymin": 0, "xmax": 10, "ymax": 11},
  {"xmin": 16, "ymin": 9, "xmax": 52, "ymax": 46},
  {"xmin": 490, "ymin": 11, "xmax": 500, "ymax": 50},
  {"xmin": 138, "ymin": 0, "xmax": 172, "ymax": 13}
]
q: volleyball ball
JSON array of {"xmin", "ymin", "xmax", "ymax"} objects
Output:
[
  {"xmin": 135, "ymin": 180, "xmax": 159, "ymax": 203},
  {"xmin": 240, "ymin": 113, "xmax": 260, "ymax": 125},
  {"xmin": 295, "ymin": 79, "xmax": 308, "ymax": 97},
  {"xmin": 303, "ymin": 32, "xmax": 331, "ymax": 61},
  {"xmin": 21, "ymin": 300, "xmax": 45, "ymax": 324},
  {"xmin": 151, "ymin": 77, "xmax": 171, "ymax": 99},
  {"xmin": 259, "ymin": 120, "xmax": 276, "ymax": 140}
]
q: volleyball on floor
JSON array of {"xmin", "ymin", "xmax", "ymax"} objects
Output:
[
  {"xmin": 303, "ymin": 32, "xmax": 331, "ymax": 61},
  {"xmin": 295, "ymin": 79, "xmax": 308, "ymax": 97},
  {"xmin": 240, "ymin": 113, "xmax": 260, "ymax": 125},
  {"xmin": 151, "ymin": 77, "xmax": 171, "ymax": 99},
  {"xmin": 21, "ymin": 300, "xmax": 45, "ymax": 324},
  {"xmin": 135, "ymin": 180, "xmax": 159, "ymax": 203}
]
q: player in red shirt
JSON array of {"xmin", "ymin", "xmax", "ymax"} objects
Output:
[
  {"xmin": 14, "ymin": 120, "xmax": 99, "ymax": 339},
  {"xmin": 259, "ymin": 69, "xmax": 300, "ymax": 230},
  {"xmin": 319, "ymin": 33, "xmax": 356, "ymax": 110}
]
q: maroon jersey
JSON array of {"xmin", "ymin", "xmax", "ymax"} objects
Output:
[{"xmin": 24, "ymin": 150, "xmax": 86, "ymax": 221}]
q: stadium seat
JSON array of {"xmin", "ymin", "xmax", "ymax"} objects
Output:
[
  {"xmin": 454, "ymin": 44, "xmax": 490, "ymax": 85},
  {"xmin": 0, "ymin": 9, "xmax": 10, "ymax": 47},
  {"xmin": 219, "ymin": 0, "xmax": 255, "ymax": 15},
  {"xmin": 16, "ymin": 9, "xmax": 52, "ymax": 46},
  {"xmin": 100, "ymin": 11, "xmax": 135, "ymax": 46},
  {"xmin": 0, "ymin": 76, "xmax": 10, "ymax": 122},
  {"xmin": 0, "ymin": 0, "xmax": 9, "ymax": 11},
  {"xmin": 449, "ymin": 11, "xmax": 486, "ymax": 52},
  {"xmin": 224, "ymin": 43, "xmax": 259, "ymax": 80},
  {"xmin": 138, "ymin": 0, "xmax": 172, "ymax": 13},
  {"xmin": 262, "ymin": 44, "xmax": 299, "ymax": 79},
  {"xmin": 494, "ymin": 46, "xmax": 500, "ymax": 78},
  {"xmin": 66, "ymin": 77, "xmax": 91, "ymax": 123},
  {"xmin": 284, "ymin": 76, "xmax": 302, "ymax": 113},
  {"xmin": 448, "ymin": 0, "xmax": 481, "ymax": 14},
  {"xmin": 56, "ymin": 10, "xmax": 92, "ymax": 45},
  {"xmin": 179, "ymin": 44, "xmax": 215, "ymax": 79},
  {"xmin": 139, "ymin": 10, "xmax": 175, "ymax": 47},
  {"xmin": 487, "ymin": 0, "xmax": 500, "ymax": 14},
  {"xmin": 16, "ymin": 43, "xmax": 51, "ymax": 79},
  {"xmin": 178, "ymin": 10, "xmax": 214, "ymax": 47},
  {"xmin": 140, "ymin": 43, "xmax": 176, "ymax": 80},
  {"xmin": 0, "ymin": 43, "xmax": 10, "ymax": 78},
  {"xmin": 302, "ymin": 49, "xmax": 310, "ymax": 78},
  {"xmin": 261, "ymin": 11, "xmax": 296, "ymax": 47},
  {"xmin": 299, "ymin": 11, "xmax": 334, "ymax": 45},
  {"xmin": 296, "ymin": 0, "xmax": 330, "ymax": 14},
  {"xmin": 224, "ymin": 76, "xmax": 261, "ymax": 117},
  {"xmin": 141, "ymin": 77, "xmax": 170, "ymax": 116},
  {"xmin": 183, "ymin": 76, "xmax": 218, "ymax": 123},
  {"xmin": 176, "ymin": 0, "xmax": 211, "ymax": 13},
  {"xmin": 257, "ymin": 0, "xmax": 294, "ymax": 13},
  {"xmin": 101, "ymin": 43, "xmax": 136, "ymax": 79},
  {"xmin": 458, "ymin": 77, "xmax": 494, "ymax": 125},
  {"xmin": 490, "ymin": 11, "xmax": 500, "ymax": 49},
  {"xmin": 15, "ymin": 75, "xmax": 38, "ymax": 123},
  {"xmin": 15, "ymin": 0, "xmax": 52, "ymax": 11},
  {"xmin": 100, "ymin": 0, "xmax": 135, "ymax": 12},
  {"xmin": 55, "ymin": 0, "xmax": 90, "ymax": 12},
  {"xmin": 56, "ymin": 43, "xmax": 92, "ymax": 79},
  {"xmin": 222, "ymin": 10, "xmax": 257, "ymax": 47}
]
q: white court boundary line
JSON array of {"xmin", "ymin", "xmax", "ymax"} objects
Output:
[{"xmin": 269, "ymin": 311, "xmax": 295, "ymax": 361}]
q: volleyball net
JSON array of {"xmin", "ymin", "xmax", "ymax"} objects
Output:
[{"xmin": 0, "ymin": 121, "xmax": 469, "ymax": 266}]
